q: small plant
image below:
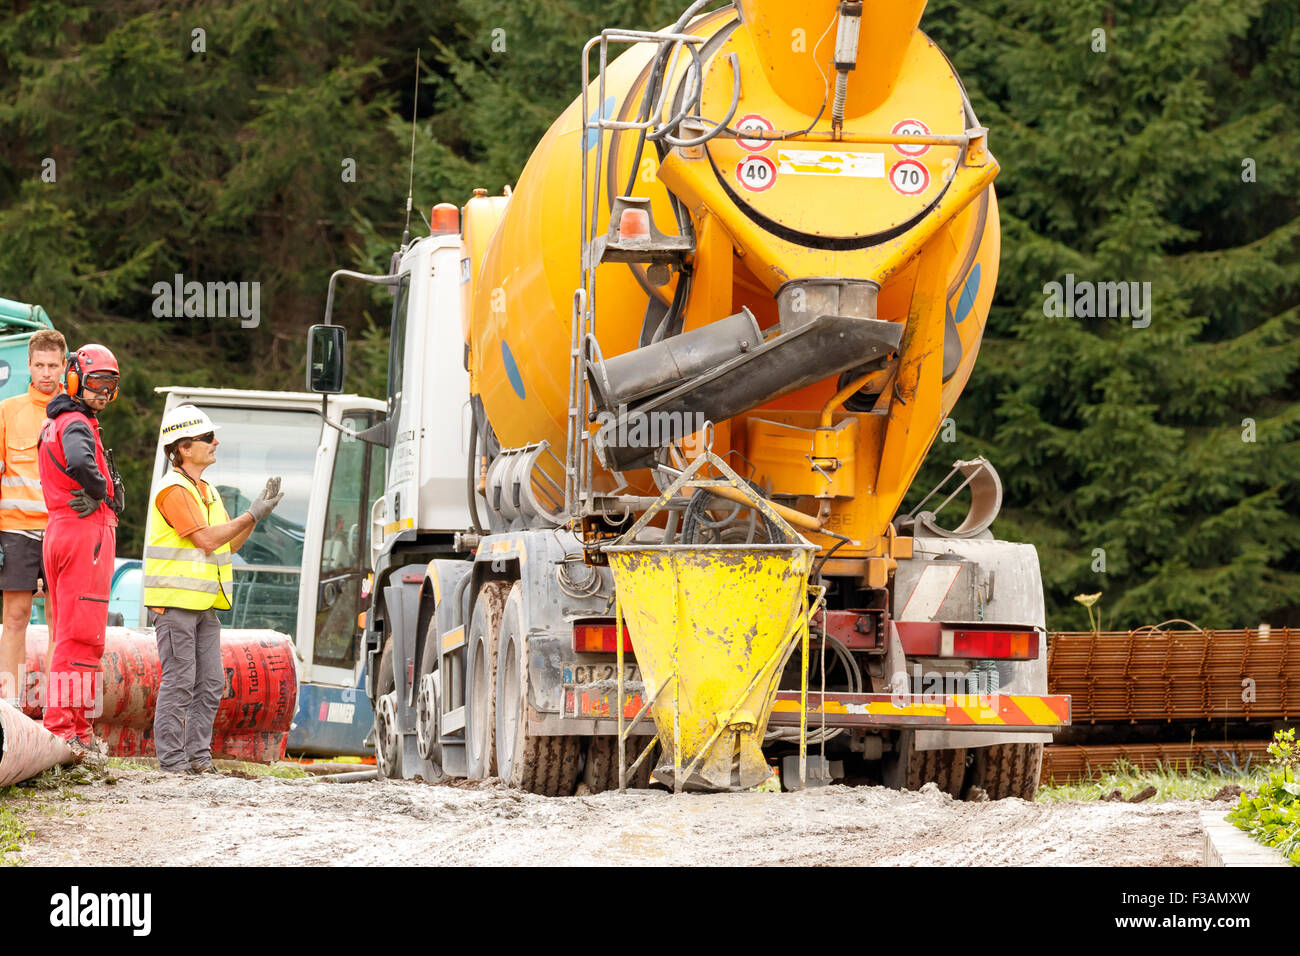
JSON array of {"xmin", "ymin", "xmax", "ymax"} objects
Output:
[
  {"xmin": 1226, "ymin": 729, "xmax": 1299, "ymax": 865},
  {"xmin": 0, "ymin": 790, "xmax": 32, "ymax": 866},
  {"xmin": 1073, "ymin": 592, "xmax": 1102, "ymax": 633}
]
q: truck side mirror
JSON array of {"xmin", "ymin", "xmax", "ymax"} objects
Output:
[{"xmin": 307, "ymin": 324, "xmax": 347, "ymax": 393}]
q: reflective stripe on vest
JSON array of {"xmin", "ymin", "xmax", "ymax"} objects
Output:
[
  {"xmin": 142, "ymin": 574, "xmax": 221, "ymax": 594},
  {"xmin": 144, "ymin": 544, "xmax": 233, "ymax": 566},
  {"xmin": 143, "ymin": 471, "xmax": 234, "ymax": 611},
  {"xmin": 0, "ymin": 498, "xmax": 46, "ymax": 512}
]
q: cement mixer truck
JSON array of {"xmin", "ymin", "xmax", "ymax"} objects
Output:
[{"xmin": 308, "ymin": 0, "xmax": 1070, "ymax": 796}]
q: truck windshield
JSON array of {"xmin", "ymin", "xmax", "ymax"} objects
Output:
[{"xmin": 190, "ymin": 405, "xmax": 321, "ymax": 635}]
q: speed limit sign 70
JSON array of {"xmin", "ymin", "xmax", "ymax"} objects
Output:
[
  {"xmin": 737, "ymin": 155, "xmax": 777, "ymax": 192},
  {"xmin": 889, "ymin": 159, "xmax": 930, "ymax": 196}
]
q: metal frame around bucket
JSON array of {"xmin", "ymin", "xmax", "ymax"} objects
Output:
[{"xmin": 603, "ymin": 448, "xmax": 820, "ymax": 792}]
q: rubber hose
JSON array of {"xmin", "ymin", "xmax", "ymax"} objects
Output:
[{"xmin": 466, "ymin": 419, "xmax": 486, "ymax": 535}]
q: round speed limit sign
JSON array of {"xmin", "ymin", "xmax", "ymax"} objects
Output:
[
  {"xmin": 736, "ymin": 155, "xmax": 777, "ymax": 192},
  {"xmin": 891, "ymin": 118, "xmax": 931, "ymax": 156},
  {"xmin": 889, "ymin": 159, "xmax": 930, "ymax": 196},
  {"xmin": 736, "ymin": 113, "xmax": 775, "ymax": 152}
]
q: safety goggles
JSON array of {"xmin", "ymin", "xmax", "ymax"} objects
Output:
[{"xmin": 84, "ymin": 372, "xmax": 120, "ymax": 394}]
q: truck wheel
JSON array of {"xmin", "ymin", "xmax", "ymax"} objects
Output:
[
  {"xmin": 465, "ymin": 581, "xmax": 510, "ymax": 779},
  {"xmin": 495, "ymin": 582, "xmax": 581, "ymax": 796},
  {"xmin": 882, "ymin": 731, "xmax": 967, "ymax": 797},
  {"xmin": 413, "ymin": 618, "xmax": 446, "ymax": 783},
  {"xmin": 582, "ymin": 735, "xmax": 656, "ymax": 792},
  {"xmin": 374, "ymin": 635, "xmax": 403, "ymax": 779},
  {"xmin": 971, "ymin": 743, "xmax": 1042, "ymax": 800}
]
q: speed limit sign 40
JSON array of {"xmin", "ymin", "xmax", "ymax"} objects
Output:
[
  {"xmin": 889, "ymin": 159, "xmax": 930, "ymax": 196},
  {"xmin": 736, "ymin": 155, "xmax": 777, "ymax": 192}
]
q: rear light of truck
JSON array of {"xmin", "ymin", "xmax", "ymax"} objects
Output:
[
  {"xmin": 894, "ymin": 622, "xmax": 1038, "ymax": 660},
  {"xmin": 572, "ymin": 620, "xmax": 634, "ymax": 654},
  {"xmin": 950, "ymin": 629, "xmax": 1035, "ymax": 660}
]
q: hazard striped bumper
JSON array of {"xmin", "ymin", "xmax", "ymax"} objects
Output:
[{"xmin": 767, "ymin": 692, "xmax": 1071, "ymax": 730}]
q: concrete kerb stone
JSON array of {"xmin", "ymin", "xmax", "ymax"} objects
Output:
[{"xmin": 1201, "ymin": 810, "xmax": 1291, "ymax": 867}]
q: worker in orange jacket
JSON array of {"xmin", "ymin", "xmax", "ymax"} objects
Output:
[{"xmin": 0, "ymin": 328, "xmax": 66, "ymax": 710}]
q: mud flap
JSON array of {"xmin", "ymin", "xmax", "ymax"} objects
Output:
[{"xmin": 381, "ymin": 564, "xmax": 425, "ymax": 778}]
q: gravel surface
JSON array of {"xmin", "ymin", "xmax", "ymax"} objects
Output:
[{"xmin": 9, "ymin": 768, "xmax": 1215, "ymax": 866}]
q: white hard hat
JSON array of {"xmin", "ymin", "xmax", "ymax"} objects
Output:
[{"xmin": 160, "ymin": 404, "xmax": 220, "ymax": 444}]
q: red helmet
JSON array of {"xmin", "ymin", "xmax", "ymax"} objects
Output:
[{"xmin": 67, "ymin": 344, "xmax": 120, "ymax": 402}]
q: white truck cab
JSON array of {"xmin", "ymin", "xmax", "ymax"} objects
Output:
[{"xmin": 370, "ymin": 233, "xmax": 474, "ymax": 564}]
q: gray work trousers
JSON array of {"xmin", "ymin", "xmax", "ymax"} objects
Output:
[{"xmin": 150, "ymin": 607, "xmax": 224, "ymax": 770}]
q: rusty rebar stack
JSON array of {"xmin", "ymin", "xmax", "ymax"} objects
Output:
[
  {"xmin": 1041, "ymin": 627, "xmax": 1298, "ymax": 782},
  {"xmin": 1047, "ymin": 627, "xmax": 1298, "ymax": 723}
]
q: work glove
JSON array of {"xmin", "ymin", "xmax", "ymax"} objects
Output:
[
  {"xmin": 68, "ymin": 489, "xmax": 101, "ymax": 518},
  {"xmin": 248, "ymin": 476, "xmax": 284, "ymax": 522}
]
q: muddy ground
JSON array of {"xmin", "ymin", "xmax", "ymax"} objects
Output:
[{"xmin": 8, "ymin": 768, "xmax": 1217, "ymax": 866}]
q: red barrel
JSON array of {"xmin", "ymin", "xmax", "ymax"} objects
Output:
[{"xmin": 23, "ymin": 626, "xmax": 297, "ymax": 763}]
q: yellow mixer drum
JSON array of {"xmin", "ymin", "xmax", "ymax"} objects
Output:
[{"xmin": 606, "ymin": 542, "xmax": 816, "ymax": 791}]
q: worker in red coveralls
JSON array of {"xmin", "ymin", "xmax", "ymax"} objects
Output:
[{"xmin": 37, "ymin": 344, "xmax": 124, "ymax": 757}]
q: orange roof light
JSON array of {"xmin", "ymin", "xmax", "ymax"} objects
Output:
[{"xmin": 431, "ymin": 203, "xmax": 460, "ymax": 235}]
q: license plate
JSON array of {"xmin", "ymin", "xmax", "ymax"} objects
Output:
[{"xmin": 562, "ymin": 663, "xmax": 640, "ymax": 685}]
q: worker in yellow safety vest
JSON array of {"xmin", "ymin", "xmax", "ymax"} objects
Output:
[
  {"xmin": 144, "ymin": 404, "xmax": 283, "ymax": 774},
  {"xmin": 0, "ymin": 328, "xmax": 67, "ymax": 710}
]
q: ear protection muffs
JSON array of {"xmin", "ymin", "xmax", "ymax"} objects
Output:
[{"xmin": 65, "ymin": 351, "xmax": 81, "ymax": 399}]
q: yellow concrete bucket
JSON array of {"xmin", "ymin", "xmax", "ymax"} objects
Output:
[{"xmin": 606, "ymin": 542, "xmax": 815, "ymax": 791}]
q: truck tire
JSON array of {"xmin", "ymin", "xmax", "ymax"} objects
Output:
[
  {"xmin": 882, "ymin": 731, "xmax": 967, "ymax": 797},
  {"xmin": 374, "ymin": 635, "xmax": 403, "ymax": 779},
  {"xmin": 413, "ymin": 618, "xmax": 446, "ymax": 783},
  {"xmin": 971, "ymin": 743, "xmax": 1042, "ymax": 800},
  {"xmin": 582, "ymin": 735, "xmax": 656, "ymax": 792},
  {"xmin": 495, "ymin": 582, "xmax": 581, "ymax": 796},
  {"xmin": 465, "ymin": 581, "xmax": 510, "ymax": 779}
]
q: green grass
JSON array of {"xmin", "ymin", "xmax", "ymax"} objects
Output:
[
  {"xmin": 0, "ymin": 787, "xmax": 33, "ymax": 866},
  {"xmin": 1036, "ymin": 758, "xmax": 1267, "ymax": 803},
  {"xmin": 221, "ymin": 761, "xmax": 309, "ymax": 779},
  {"xmin": 106, "ymin": 757, "xmax": 155, "ymax": 772},
  {"xmin": 103, "ymin": 757, "xmax": 308, "ymax": 778}
]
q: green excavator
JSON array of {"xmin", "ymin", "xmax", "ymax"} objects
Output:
[{"xmin": 0, "ymin": 296, "xmax": 55, "ymax": 401}]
